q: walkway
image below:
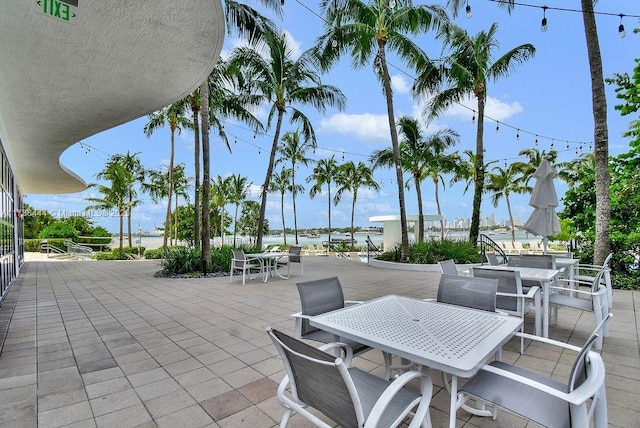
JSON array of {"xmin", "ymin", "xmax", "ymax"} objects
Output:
[{"xmin": 0, "ymin": 257, "xmax": 637, "ymax": 427}]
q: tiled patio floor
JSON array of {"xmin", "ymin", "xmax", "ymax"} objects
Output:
[{"xmin": 0, "ymin": 256, "xmax": 637, "ymax": 427}]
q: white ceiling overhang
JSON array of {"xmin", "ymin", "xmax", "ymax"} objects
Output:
[{"xmin": 0, "ymin": 0, "xmax": 225, "ymax": 194}]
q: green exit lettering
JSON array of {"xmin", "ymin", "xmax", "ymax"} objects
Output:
[{"xmin": 42, "ymin": 0, "xmax": 70, "ymax": 21}]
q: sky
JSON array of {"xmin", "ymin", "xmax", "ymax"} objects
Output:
[{"xmin": 25, "ymin": 0, "xmax": 640, "ymax": 234}]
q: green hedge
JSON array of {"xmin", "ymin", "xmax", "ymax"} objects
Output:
[{"xmin": 24, "ymin": 239, "xmax": 41, "ymax": 252}]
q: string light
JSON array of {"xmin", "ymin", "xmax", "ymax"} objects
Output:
[
  {"xmin": 465, "ymin": 0, "xmax": 472, "ymax": 18},
  {"xmin": 471, "ymin": 111, "xmax": 475, "ymax": 123},
  {"xmin": 541, "ymin": 6, "xmax": 548, "ymax": 32},
  {"xmin": 495, "ymin": 121, "xmax": 500, "ymax": 133},
  {"xmin": 534, "ymin": 135, "xmax": 538, "ymax": 146},
  {"xmin": 389, "ymin": 0, "xmax": 396, "ymax": 8},
  {"xmin": 516, "ymin": 129, "xmax": 520, "ymax": 141},
  {"xmin": 618, "ymin": 14, "xmax": 626, "ymax": 38},
  {"xmin": 331, "ymin": 38, "xmax": 338, "ymax": 48}
]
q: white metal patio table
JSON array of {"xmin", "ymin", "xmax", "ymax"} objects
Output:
[
  {"xmin": 248, "ymin": 252, "xmax": 292, "ymax": 282},
  {"xmin": 310, "ymin": 295, "xmax": 522, "ymax": 428},
  {"xmin": 472, "ymin": 265, "xmax": 563, "ymax": 338},
  {"xmin": 555, "ymin": 257, "xmax": 580, "ymax": 280}
]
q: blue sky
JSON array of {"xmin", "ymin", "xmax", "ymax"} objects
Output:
[{"xmin": 26, "ymin": 0, "xmax": 639, "ymax": 233}]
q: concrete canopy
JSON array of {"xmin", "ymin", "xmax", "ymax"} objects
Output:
[{"xmin": 0, "ymin": 1, "xmax": 225, "ymax": 194}]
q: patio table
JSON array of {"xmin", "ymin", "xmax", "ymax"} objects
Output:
[
  {"xmin": 555, "ymin": 257, "xmax": 580, "ymax": 280},
  {"xmin": 310, "ymin": 295, "xmax": 522, "ymax": 428},
  {"xmin": 472, "ymin": 265, "xmax": 563, "ymax": 338},
  {"xmin": 248, "ymin": 252, "xmax": 291, "ymax": 282}
]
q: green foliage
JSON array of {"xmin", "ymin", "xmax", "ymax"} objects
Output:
[
  {"xmin": 144, "ymin": 248, "xmax": 164, "ymax": 259},
  {"xmin": 211, "ymin": 245, "xmax": 235, "ymax": 273},
  {"xmin": 90, "ymin": 226, "xmax": 112, "ymax": 244},
  {"xmin": 63, "ymin": 216, "xmax": 94, "ymax": 236},
  {"xmin": 160, "ymin": 247, "xmax": 203, "ymax": 276},
  {"xmin": 24, "ymin": 239, "xmax": 41, "ymax": 252},
  {"xmin": 377, "ymin": 239, "xmax": 481, "ymax": 264},
  {"xmin": 23, "ymin": 204, "xmax": 55, "ymax": 239},
  {"xmin": 39, "ymin": 222, "xmax": 78, "ymax": 240}
]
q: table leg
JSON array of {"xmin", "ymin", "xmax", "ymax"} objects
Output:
[
  {"xmin": 543, "ymin": 280, "xmax": 550, "ymax": 338},
  {"xmin": 534, "ymin": 291, "xmax": 541, "ymax": 336},
  {"xmin": 449, "ymin": 375, "xmax": 458, "ymax": 428}
]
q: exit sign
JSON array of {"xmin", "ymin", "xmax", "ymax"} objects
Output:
[{"xmin": 35, "ymin": 0, "xmax": 78, "ymax": 23}]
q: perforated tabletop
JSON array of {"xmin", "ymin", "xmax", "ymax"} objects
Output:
[{"xmin": 311, "ymin": 295, "xmax": 522, "ymax": 377}]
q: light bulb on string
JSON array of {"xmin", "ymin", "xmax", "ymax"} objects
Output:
[
  {"xmin": 389, "ymin": 0, "xmax": 396, "ymax": 8},
  {"xmin": 566, "ymin": 142, "xmax": 570, "ymax": 150},
  {"xmin": 495, "ymin": 121, "xmax": 500, "ymax": 133},
  {"xmin": 331, "ymin": 38, "xmax": 338, "ymax": 48},
  {"xmin": 516, "ymin": 129, "xmax": 520, "ymax": 141},
  {"xmin": 619, "ymin": 14, "xmax": 626, "ymax": 38},
  {"xmin": 534, "ymin": 135, "xmax": 538, "ymax": 146},
  {"xmin": 541, "ymin": 6, "xmax": 548, "ymax": 32},
  {"xmin": 471, "ymin": 111, "xmax": 475, "ymax": 123},
  {"xmin": 342, "ymin": 151, "xmax": 345, "ymax": 160},
  {"xmin": 465, "ymin": 1, "xmax": 472, "ymax": 18},
  {"xmin": 550, "ymin": 139, "xmax": 554, "ymax": 149}
]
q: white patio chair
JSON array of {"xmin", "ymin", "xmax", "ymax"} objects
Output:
[
  {"xmin": 470, "ymin": 268, "xmax": 541, "ymax": 353},
  {"xmin": 458, "ymin": 314, "xmax": 611, "ymax": 428},
  {"xmin": 276, "ymin": 245, "xmax": 303, "ymax": 278},
  {"xmin": 574, "ymin": 253, "xmax": 613, "ymax": 308},
  {"xmin": 437, "ymin": 274, "xmax": 498, "ymax": 312},
  {"xmin": 229, "ymin": 249, "xmax": 262, "ymax": 285},
  {"xmin": 438, "ymin": 259, "xmax": 459, "ymax": 276},
  {"xmin": 267, "ymin": 327, "xmax": 433, "ymax": 428},
  {"xmin": 548, "ymin": 267, "xmax": 610, "ymax": 350},
  {"xmin": 485, "ymin": 252, "xmax": 507, "ymax": 265}
]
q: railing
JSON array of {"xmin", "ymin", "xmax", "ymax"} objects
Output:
[
  {"xmin": 477, "ymin": 234, "xmax": 507, "ymax": 264},
  {"xmin": 65, "ymin": 241, "xmax": 94, "ymax": 260},
  {"xmin": 365, "ymin": 235, "xmax": 382, "ymax": 264}
]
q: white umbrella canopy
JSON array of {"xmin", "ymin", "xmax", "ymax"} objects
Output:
[{"xmin": 523, "ymin": 158, "xmax": 561, "ymax": 254}]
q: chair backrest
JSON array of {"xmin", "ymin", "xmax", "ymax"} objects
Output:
[
  {"xmin": 267, "ymin": 328, "xmax": 359, "ymax": 427},
  {"xmin": 296, "ymin": 277, "xmax": 346, "ymax": 337},
  {"xmin": 568, "ymin": 313, "xmax": 612, "ymax": 392},
  {"xmin": 470, "ymin": 268, "xmax": 523, "ymax": 313},
  {"xmin": 232, "ymin": 249, "xmax": 246, "ymax": 268},
  {"xmin": 289, "ymin": 246, "xmax": 302, "ymax": 262},
  {"xmin": 437, "ymin": 274, "xmax": 498, "ymax": 312},
  {"xmin": 438, "ymin": 260, "xmax": 458, "ymax": 276},
  {"xmin": 508, "ymin": 254, "xmax": 556, "ymax": 269},
  {"xmin": 602, "ymin": 252, "xmax": 613, "ymax": 269},
  {"xmin": 485, "ymin": 252, "xmax": 500, "ymax": 265}
]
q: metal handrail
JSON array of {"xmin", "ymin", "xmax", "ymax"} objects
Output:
[
  {"xmin": 477, "ymin": 234, "xmax": 507, "ymax": 264},
  {"xmin": 365, "ymin": 235, "xmax": 382, "ymax": 264}
]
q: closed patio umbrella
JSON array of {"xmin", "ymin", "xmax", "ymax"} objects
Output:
[{"xmin": 523, "ymin": 158, "xmax": 561, "ymax": 254}]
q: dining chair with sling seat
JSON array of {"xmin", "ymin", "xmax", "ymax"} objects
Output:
[{"xmin": 230, "ymin": 249, "xmax": 262, "ymax": 285}]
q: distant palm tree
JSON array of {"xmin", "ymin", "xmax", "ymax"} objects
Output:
[
  {"xmin": 277, "ymin": 129, "xmax": 312, "ymax": 245},
  {"xmin": 227, "ymin": 30, "xmax": 346, "ymax": 250},
  {"xmin": 557, "ymin": 153, "xmax": 594, "ymax": 188},
  {"xmin": 212, "ymin": 175, "xmax": 233, "ymax": 245},
  {"xmin": 171, "ymin": 164, "xmax": 191, "ymax": 245},
  {"xmin": 107, "ymin": 151, "xmax": 144, "ymax": 247},
  {"xmin": 269, "ymin": 168, "xmax": 293, "ymax": 245},
  {"xmin": 485, "ymin": 163, "xmax": 531, "ymax": 243},
  {"xmin": 314, "ymin": 0, "xmax": 448, "ymax": 260},
  {"xmin": 371, "ymin": 116, "xmax": 460, "ymax": 242},
  {"xmin": 143, "ymin": 103, "xmax": 190, "ymax": 251},
  {"xmin": 307, "ymin": 155, "xmax": 339, "ymax": 247},
  {"xmin": 416, "ymin": 22, "xmax": 535, "ymax": 245},
  {"xmin": 86, "ymin": 162, "xmax": 128, "ymax": 253},
  {"xmin": 229, "ymin": 173, "xmax": 252, "ymax": 247},
  {"xmin": 335, "ymin": 161, "xmax": 380, "ymax": 248},
  {"xmin": 515, "ymin": 148, "xmax": 558, "ymax": 186}
]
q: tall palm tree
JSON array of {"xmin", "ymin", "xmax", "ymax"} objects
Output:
[
  {"xmin": 229, "ymin": 173, "xmax": 252, "ymax": 247},
  {"xmin": 370, "ymin": 116, "xmax": 460, "ymax": 242},
  {"xmin": 227, "ymin": 30, "xmax": 346, "ymax": 250},
  {"xmin": 416, "ymin": 22, "xmax": 535, "ymax": 246},
  {"xmin": 86, "ymin": 162, "xmax": 128, "ymax": 253},
  {"xmin": 143, "ymin": 103, "xmax": 190, "ymax": 251},
  {"xmin": 107, "ymin": 151, "xmax": 144, "ymax": 247},
  {"xmin": 200, "ymin": 80, "xmax": 212, "ymax": 270},
  {"xmin": 277, "ymin": 129, "xmax": 313, "ymax": 245},
  {"xmin": 314, "ymin": 0, "xmax": 447, "ymax": 261},
  {"xmin": 335, "ymin": 161, "xmax": 380, "ymax": 248},
  {"xmin": 307, "ymin": 155, "xmax": 339, "ymax": 246},
  {"xmin": 212, "ymin": 175, "xmax": 233, "ymax": 245},
  {"xmin": 171, "ymin": 164, "xmax": 191, "ymax": 245},
  {"xmin": 187, "ymin": 90, "xmax": 202, "ymax": 251},
  {"xmin": 515, "ymin": 148, "xmax": 558, "ymax": 186},
  {"xmin": 449, "ymin": 0, "xmax": 610, "ymax": 265},
  {"xmin": 485, "ymin": 163, "xmax": 531, "ymax": 243},
  {"xmin": 269, "ymin": 168, "xmax": 293, "ymax": 245}
]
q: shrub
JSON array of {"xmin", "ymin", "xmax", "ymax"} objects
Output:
[
  {"xmin": 211, "ymin": 246, "xmax": 234, "ymax": 272},
  {"xmin": 93, "ymin": 249, "xmax": 130, "ymax": 260},
  {"xmin": 24, "ymin": 239, "xmax": 41, "ymax": 252},
  {"xmin": 144, "ymin": 248, "xmax": 164, "ymax": 259},
  {"xmin": 39, "ymin": 222, "xmax": 78, "ymax": 240},
  {"xmin": 160, "ymin": 247, "xmax": 203, "ymax": 276},
  {"xmin": 376, "ymin": 239, "xmax": 481, "ymax": 264}
]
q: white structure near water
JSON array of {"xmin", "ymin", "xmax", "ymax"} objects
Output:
[{"xmin": 369, "ymin": 214, "xmax": 443, "ymax": 250}]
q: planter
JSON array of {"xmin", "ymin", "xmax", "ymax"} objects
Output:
[{"xmin": 368, "ymin": 258, "xmax": 481, "ymax": 273}]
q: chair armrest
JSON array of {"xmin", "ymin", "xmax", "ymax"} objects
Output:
[
  {"xmin": 495, "ymin": 286, "xmax": 540, "ymax": 300},
  {"xmin": 367, "ymin": 370, "xmax": 432, "ymax": 427},
  {"xmin": 291, "ymin": 312, "xmax": 311, "ymax": 339},
  {"xmin": 524, "ymin": 285, "xmax": 540, "ymax": 298},
  {"xmin": 514, "ymin": 332, "xmax": 583, "ymax": 352},
  {"xmin": 317, "ymin": 342, "xmax": 354, "ymax": 366},
  {"xmin": 548, "ymin": 286, "xmax": 600, "ymax": 296},
  {"xmin": 345, "ymin": 300, "xmax": 364, "ymax": 306}
]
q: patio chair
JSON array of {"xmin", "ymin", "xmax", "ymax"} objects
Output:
[
  {"xmin": 277, "ymin": 245, "xmax": 303, "ymax": 278},
  {"xmin": 458, "ymin": 314, "xmax": 611, "ymax": 428},
  {"xmin": 547, "ymin": 267, "xmax": 610, "ymax": 350},
  {"xmin": 508, "ymin": 254, "xmax": 556, "ymax": 269},
  {"xmin": 438, "ymin": 259, "xmax": 459, "ymax": 276},
  {"xmin": 512, "ymin": 241, "xmax": 527, "ymax": 254},
  {"xmin": 574, "ymin": 252, "xmax": 613, "ymax": 308},
  {"xmin": 292, "ymin": 276, "xmax": 398, "ymax": 380},
  {"xmin": 485, "ymin": 252, "xmax": 506, "ymax": 266},
  {"xmin": 230, "ymin": 249, "xmax": 262, "ymax": 285},
  {"xmin": 437, "ymin": 274, "xmax": 498, "ymax": 312},
  {"xmin": 267, "ymin": 328, "xmax": 433, "ymax": 428},
  {"xmin": 470, "ymin": 268, "xmax": 541, "ymax": 352}
]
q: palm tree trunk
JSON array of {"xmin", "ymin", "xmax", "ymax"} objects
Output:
[
  {"xmin": 163, "ymin": 130, "xmax": 175, "ymax": 252},
  {"xmin": 192, "ymin": 98, "xmax": 201, "ymax": 251},
  {"xmin": 350, "ymin": 195, "xmax": 356, "ymax": 249},
  {"xmin": 174, "ymin": 192, "xmax": 179, "ymax": 245},
  {"xmin": 327, "ymin": 183, "xmax": 332, "ymax": 249},
  {"xmin": 379, "ymin": 45, "xmax": 409, "ymax": 260},
  {"xmin": 292, "ymin": 171, "xmax": 299, "ymax": 245},
  {"xmin": 581, "ymin": 0, "xmax": 610, "ymax": 266},
  {"xmin": 200, "ymin": 81, "xmax": 211, "ymax": 271},
  {"xmin": 127, "ymin": 204, "xmax": 132, "ymax": 247},
  {"xmin": 470, "ymin": 95, "xmax": 486, "ymax": 245},
  {"xmin": 119, "ymin": 208, "xmax": 124, "ymax": 253},
  {"xmin": 415, "ymin": 174, "xmax": 424, "ymax": 243},
  {"xmin": 257, "ymin": 109, "xmax": 285, "ymax": 250},
  {"xmin": 506, "ymin": 193, "xmax": 516, "ymax": 243},
  {"xmin": 280, "ymin": 193, "xmax": 287, "ymax": 245},
  {"xmin": 233, "ymin": 204, "xmax": 239, "ymax": 247},
  {"xmin": 433, "ymin": 177, "xmax": 444, "ymax": 241}
]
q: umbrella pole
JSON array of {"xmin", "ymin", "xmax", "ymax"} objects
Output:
[{"xmin": 543, "ymin": 237, "xmax": 548, "ymax": 255}]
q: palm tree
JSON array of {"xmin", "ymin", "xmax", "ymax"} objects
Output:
[
  {"xmin": 307, "ymin": 155, "xmax": 339, "ymax": 247},
  {"xmin": 515, "ymin": 148, "xmax": 558, "ymax": 187},
  {"xmin": 107, "ymin": 151, "xmax": 144, "ymax": 247},
  {"xmin": 227, "ymin": 30, "xmax": 346, "ymax": 250},
  {"xmin": 85, "ymin": 162, "xmax": 128, "ymax": 253},
  {"xmin": 449, "ymin": 0, "xmax": 610, "ymax": 265},
  {"xmin": 335, "ymin": 161, "xmax": 380, "ymax": 248},
  {"xmin": 416, "ymin": 22, "xmax": 535, "ymax": 246},
  {"xmin": 171, "ymin": 164, "xmax": 191, "ymax": 245},
  {"xmin": 314, "ymin": 0, "xmax": 447, "ymax": 261},
  {"xmin": 143, "ymin": 103, "xmax": 190, "ymax": 251},
  {"xmin": 269, "ymin": 168, "xmax": 293, "ymax": 245},
  {"xmin": 212, "ymin": 175, "xmax": 233, "ymax": 246},
  {"xmin": 277, "ymin": 129, "xmax": 313, "ymax": 245},
  {"xmin": 229, "ymin": 173, "xmax": 252, "ymax": 247},
  {"xmin": 200, "ymin": 79, "xmax": 212, "ymax": 270},
  {"xmin": 485, "ymin": 163, "xmax": 531, "ymax": 243},
  {"xmin": 370, "ymin": 116, "xmax": 460, "ymax": 242}
]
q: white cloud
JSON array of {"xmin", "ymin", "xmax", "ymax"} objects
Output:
[
  {"xmin": 412, "ymin": 94, "xmax": 523, "ymax": 124},
  {"xmin": 318, "ymin": 113, "xmax": 391, "ymax": 145},
  {"xmin": 391, "ymin": 75, "xmax": 410, "ymax": 94}
]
